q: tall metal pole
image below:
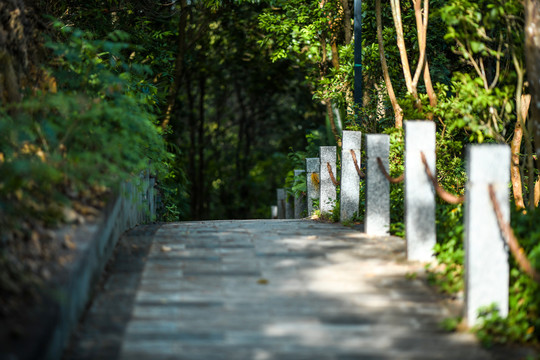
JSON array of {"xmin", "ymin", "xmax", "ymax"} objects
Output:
[{"xmin": 354, "ymin": 0, "xmax": 363, "ymax": 118}]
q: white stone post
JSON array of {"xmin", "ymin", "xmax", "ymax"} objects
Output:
[
  {"xmin": 294, "ymin": 169, "xmax": 307, "ymax": 219},
  {"xmin": 320, "ymin": 146, "xmax": 337, "ymax": 217},
  {"xmin": 277, "ymin": 188, "xmax": 286, "ymax": 219},
  {"xmin": 306, "ymin": 158, "xmax": 320, "ymax": 216},
  {"xmin": 285, "ymin": 190, "xmax": 294, "ymax": 219},
  {"xmin": 465, "ymin": 145, "xmax": 510, "ymax": 325},
  {"xmin": 271, "ymin": 205, "xmax": 278, "ymax": 219},
  {"xmin": 340, "ymin": 131, "xmax": 362, "ymax": 222},
  {"xmin": 405, "ymin": 120, "xmax": 436, "ymax": 261},
  {"xmin": 365, "ymin": 134, "xmax": 390, "ymax": 235}
]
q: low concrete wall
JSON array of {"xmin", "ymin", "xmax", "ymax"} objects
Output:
[
  {"xmin": 3, "ymin": 174, "xmax": 156, "ymax": 360},
  {"xmin": 48, "ymin": 176, "xmax": 155, "ymax": 360}
]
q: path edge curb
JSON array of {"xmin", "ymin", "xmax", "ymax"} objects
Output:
[{"xmin": 1, "ymin": 177, "xmax": 155, "ymax": 360}]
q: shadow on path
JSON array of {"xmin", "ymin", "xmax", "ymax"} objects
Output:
[{"xmin": 63, "ymin": 220, "xmax": 520, "ymax": 360}]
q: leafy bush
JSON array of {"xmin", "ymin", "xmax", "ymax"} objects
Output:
[
  {"xmin": 428, "ymin": 203, "xmax": 465, "ymax": 294},
  {"xmin": 431, "ymin": 194, "xmax": 540, "ymax": 346},
  {"xmin": 473, "ymin": 207, "xmax": 540, "ymax": 346},
  {"xmin": 0, "ymin": 24, "xmax": 168, "ymax": 235},
  {"xmin": 384, "ymin": 127, "xmax": 405, "ymax": 234}
]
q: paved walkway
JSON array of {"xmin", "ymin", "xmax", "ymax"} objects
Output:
[{"xmin": 65, "ymin": 220, "xmax": 493, "ymax": 360}]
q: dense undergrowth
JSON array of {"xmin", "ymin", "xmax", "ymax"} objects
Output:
[
  {"xmin": 0, "ymin": 24, "xmax": 169, "ymax": 313},
  {"xmin": 1, "ymin": 25, "xmax": 168, "ymax": 225}
]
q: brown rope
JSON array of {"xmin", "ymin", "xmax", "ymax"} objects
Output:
[
  {"xmin": 489, "ymin": 184, "xmax": 540, "ymax": 284},
  {"xmin": 326, "ymin": 162, "xmax": 339, "ymax": 187},
  {"xmin": 376, "ymin": 157, "xmax": 404, "ymax": 184},
  {"xmin": 420, "ymin": 152, "xmax": 464, "ymax": 205},
  {"xmin": 350, "ymin": 149, "xmax": 365, "ymax": 178}
]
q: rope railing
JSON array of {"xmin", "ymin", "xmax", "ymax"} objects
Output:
[
  {"xmin": 326, "ymin": 162, "xmax": 339, "ymax": 187},
  {"xmin": 420, "ymin": 152, "xmax": 464, "ymax": 205},
  {"xmin": 376, "ymin": 157, "xmax": 404, "ymax": 184},
  {"xmin": 349, "ymin": 149, "xmax": 365, "ymax": 178},
  {"xmin": 275, "ymin": 128, "xmax": 534, "ymax": 326},
  {"xmin": 489, "ymin": 184, "xmax": 540, "ymax": 284}
]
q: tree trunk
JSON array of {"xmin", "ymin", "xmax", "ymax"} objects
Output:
[
  {"xmin": 319, "ymin": 34, "xmax": 341, "ymax": 145},
  {"xmin": 510, "ymin": 51, "xmax": 528, "ymax": 209},
  {"xmin": 341, "ymin": 0, "xmax": 352, "ymax": 44},
  {"xmin": 161, "ymin": 0, "xmax": 188, "ymax": 129},
  {"xmin": 0, "ymin": 0, "xmax": 43, "ymax": 104},
  {"xmin": 374, "ymin": 81, "xmax": 386, "ymax": 122},
  {"xmin": 535, "ymin": 176, "xmax": 540, "ymax": 207},
  {"xmin": 376, "ymin": 0, "xmax": 403, "ymax": 128},
  {"xmin": 0, "ymin": 52, "xmax": 21, "ymax": 104},
  {"xmin": 331, "ymin": 40, "xmax": 340, "ymax": 70},
  {"xmin": 411, "ymin": 0, "xmax": 427, "ymax": 90},
  {"xmin": 389, "ymin": 0, "xmax": 414, "ymax": 96},
  {"xmin": 423, "ymin": 60, "xmax": 437, "ymax": 108},
  {"xmin": 197, "ymin": 75, "xmax": 206, "ymax": 218},
  {"xmin": 234, "ymin": 80, "xmax": 251, "ymax": 218},
  {"xmin": 326, "ymin": 101, "xmax": 341, "ymax": 146},
  {"xmin": 390, "ymin": 0, "xmax": 435, "ymax": 112},
  {"xmin": 511, "ymin": 119, "xmax": 525, "ymax": 209},
  {"xmin": 420, "ymin": 0, "xmax": 437, "ymax": 109},
  {"xmin": 525, "ymin": 0, "xmax": 540, "ymax": 181},
  {"xmin": 186, "ymin": 73, "xmax": 198, "ymax": 219}
]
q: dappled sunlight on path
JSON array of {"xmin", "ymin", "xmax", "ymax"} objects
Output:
[{"xmin": 66, "ymin": 220, "xmax": 493, "ymax": 360}]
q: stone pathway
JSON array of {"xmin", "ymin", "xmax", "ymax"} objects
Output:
[{"xmin": 65, "ymin": 220, "xmax": 494, "ymax": 360}]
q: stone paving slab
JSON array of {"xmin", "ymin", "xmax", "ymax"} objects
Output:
[{"xmin": 65, "ymin": 220, "xmax": 499, "ymax": 360}]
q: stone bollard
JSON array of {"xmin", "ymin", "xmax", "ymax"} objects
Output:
[
  {"xmin": 465, "ymin": 145, "xmax": 510, "ymax": 325},
  {"xmin": 277, "ymin": 188, "xmax": 286, "ymax": 219},
  {"xmin": 285, "ymin": 190, "xmax": 294, "ymax": 219},
  {"xmin": 320, "ymin": 146, "xmax": 337, "ymax": 217},
  {"xmin": 340, "ymin": 131, "xmax": 362, "ymax": 222},
  {"xmin": 365, "ymin": 134, "xmax": 390, "ymax": 235},
  {"xmin": 271, "ymin": 205, "xmax": 278, "ymax": 219},
  {"xmin": 405, "ymin": 120, "xmax": 436, "ymax": 261},
  {"xmin": 306, "ymin": 158, "xmax": 320, "ymax": 216},
  {"xmin": 294, "ymin": 169, "xmax": 307, "ymax": 219}
]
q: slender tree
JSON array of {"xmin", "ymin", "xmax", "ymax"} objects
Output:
[
  {"xmin": 375, "ymin": 0, "xmax": 403, "ymax": 128},
  {"xmin": 525, "ymin": 0, "xmax": 540, "ymax": 176},
  {"xmin": 389, "ymin": 0, "xmax": 436, "ymax": 111}
]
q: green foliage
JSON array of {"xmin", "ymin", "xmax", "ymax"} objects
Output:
[
  {"xmin": 512, "ymin": 207, "xmax": 540, "ymax": 271},
  {"xmin": 159, "ymin": 2, "xmax": 326, "ymax": 220},
  {"xmin": 0, "ymin": 24, "xmax": 168, "ymax": 231},
  {"xmin": 384, "ymin": 127, "xmax": 405, "ymax": 232},
  {"xmin": 258, "ymin": 0, "xmax": 327, "ymax": 64},
  {"xmin": 314, "ymin": 43, "xmax": 355, "ymax": 109},
  {"xmin": 441, "ymin": 0, "xmax": 523, "ymax": 57},
  {"xmin": 424, "ymin": 131, "xmax": 467, "ymax": 294},
  {"xmin": 259, "ymin": 0, "xmax": 355, "ymax": 127},
  {"xmin": 390, "ymin": 222, "xmax": 405, "ymax": 238},
  {"xmin": 440, "ymin": 316, "xmax": 463, "ymax": 332},
  {"xmin": 259, "ymin": 0, "xmax": 537, "ymax": 350},
  {"xmin": 436, "ymin": 0, "xmax": 524, "ymax": 143},
  {"xmin": 291, "ymin": 172, "xmax": 307, "ymax": 197},
  {"xmin": 474, "ymin": 299, "xmax": 537, "ymax": 347},
  {"xmin": 286, "ymin": 131, "xmax": 327, "ymax": 198},
  {"xmin": 318, "ymin": 198, "xmax": 340, "ymax": 223},
  {"xmin": 431, "ymin": 200, "xmax": 540, "ymax": 346},
  {"xmin": 157, "ymin": 146, "xmax": 190, "ymax": 222},
  {"xmin": 476, "ymin": 207, "xmax": 540, "ymax": 345},
  {"xmin": 432, "ymin": 78, "xmax": 515, "ymax": 143},
  {"xmin": 428, "ymin": 204, "xmax": 465, "ymax": 294}
]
